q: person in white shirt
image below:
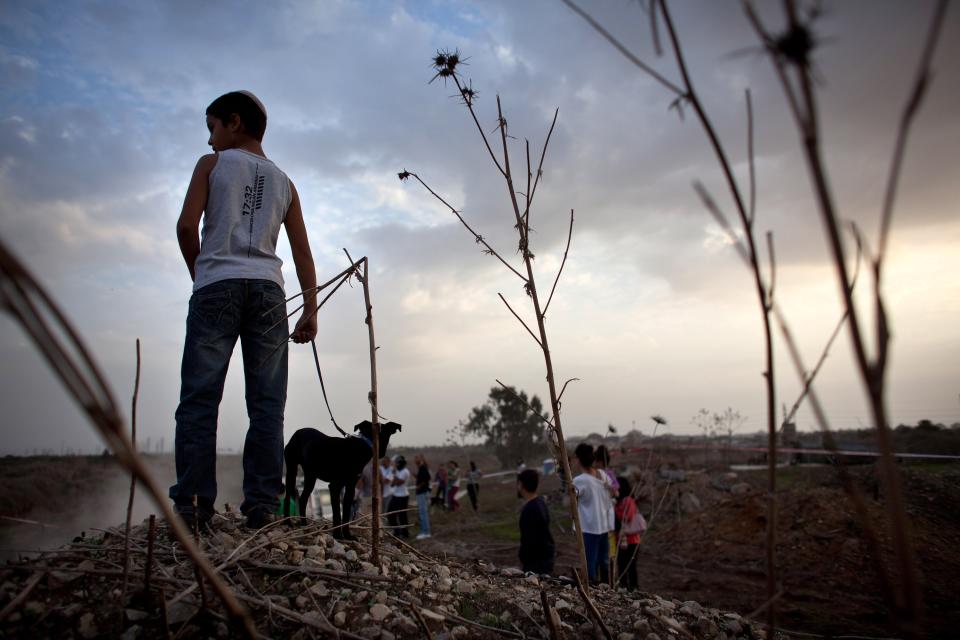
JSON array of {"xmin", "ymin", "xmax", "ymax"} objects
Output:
[
  {"xmin": 572, "ymin": 443, "xmax": 612, "ymax": 584},
  {"xmin": 389, "ymin": 455, "xmax": 411, "ymax": 538}
]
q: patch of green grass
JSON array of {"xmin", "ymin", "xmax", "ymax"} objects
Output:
[
  {"xmin": 906, "ymin": 461, "xmax": 960, "ymax": 476},
  {"xmin": 480, "ymin": 519, "xmax": 520, "ymax": 542},
  {"xmin": 458, "ymin": 598, "xmax": 478, "ymax": 620},
  {"xmin": 775, "ymin": 466, "xmax": 816, "ymax": 490}
]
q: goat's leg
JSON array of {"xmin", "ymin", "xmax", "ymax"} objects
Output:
[
  {"xmin": 340, "ymin": 481, "xmax": 357, "ymax": 540},
  {"xmin": 329, "ymin": 482, "xmax": 344, "ymax": 539},
  {"xmin": 299, "ymin": 473, "xmax": 317, "ymax": 526}
]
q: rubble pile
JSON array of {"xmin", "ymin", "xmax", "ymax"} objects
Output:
[{"xmin": 0, "ymin": 510, "xmax": 779, "ymax": 639}]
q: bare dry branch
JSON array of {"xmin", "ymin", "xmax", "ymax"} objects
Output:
[
  {"xmin": 647, "ymin": 0, "xmax": 663, "ymax": 57},
  {"xmin": 773, "ymin": 304, "xmax": 898, "ymax": 614},
  {"xmin": 745, "ymin": 1, "xmax": 947, "ymax": 628},
  {"xmin": 405, "ymin": 171, "xmax": 527, "ymax": 282},
  {"xmin": 525, "ymin": 139, "xmax": 533, "ymax": 233},
  {"xmin": 497, "ymin": 293, "xmax": 543, "ymax": 348},
  {"xmin": 452, "ymin": 75, "xmax": 507, "ymax": 177},
  {"xmin": 742, "ymin": 2, "xmax": 807, "ymax": 131},
  {"xmin": 120, "ymin": 338, "xmax": 141, "ymax": 607},
  {"xmin": 557, "ymin": 377, "xmax": 580, "ymax": 403},
  {"xmin": 693, "ymin": 182, "xmax": 750, "ymax": 265},
  {"xmin": 526, "ymin": 108, "xmax": 560, "ymax": 219},
  {"xmin": 0, "ymin": 572, "xmax": 43, "ymax": 622},
  {"xmin": 765, "ymin": 231, "xmax": 776, "ymax": 310},
  {"xmin": 878, "ymin": 0, "xmax": 948, "ymax": 267},
  {"xmin": 540, "ymin": 586, "xmax": 563, "ymax": 640},
  {"xmin": 746, "ymin": 89, "xmax": 756, "ymax": 225},
  {"xmin": 544, "ymin": 209, "xmax": 575, "ymax": 317},
  {"xmin": 783, "ymin": 233, "xmax": 863, "ymax": 427},
  {"xmin": 496, "ymin": 379, "xmax": 554, "ymax": 430},
  {"xmin": 559, "ymin": 0, "xmax": 684, "ymax": 97},
  {"xmin": 496, "ymin": 95, "xmax": 532, "ymax": 257},
  {"xmin": 0, "ymin": 239, "xmax": 258, "ymax": 638},
  {"xmin": 419, "ymin": 47, "xmax": 592, "ymax": 589},
  {"xmin": 571, "ymin": 569, "xmax": 613, "ymax": 639}
]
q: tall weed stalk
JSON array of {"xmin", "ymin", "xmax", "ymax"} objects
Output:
[
  {"xmin": 562, "ymin": 0, "xmax": 949, "ymax": 634},
  {"xmin": 401, "ymin": 51, "xmax": 591, "ymax": 583}
]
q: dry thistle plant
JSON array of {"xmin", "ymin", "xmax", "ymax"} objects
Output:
[
  {"xmin": 561, "ymin": 0, "xmax": 780, "ymax": 628},
  {"xmin": 561, "ymin": 0, "xmax": 949, "ymax": 636},
  {"xmin": 742, "ymin": 3, "xmax": 949, "ymax": 634},
  {"xmin": 0, "ymin": 239, "xmax": 258, "ymax": 638},
  {"xmin": 400, "ymin": 49, "xmax": 591, "ymax": 584}
]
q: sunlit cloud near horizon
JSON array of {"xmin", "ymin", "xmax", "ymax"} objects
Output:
[{"xmin": 1, "ymin": 0, "xmax": 958, "ymax": 457}]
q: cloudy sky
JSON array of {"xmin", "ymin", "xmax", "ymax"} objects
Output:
[{"xmin": 1, "ymin": 0, "xmax": 957, "ymax": 457}]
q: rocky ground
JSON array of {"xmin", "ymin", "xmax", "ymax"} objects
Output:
[
  {"xmin": 3, "ymin": 453, "xmax": 958, "ymax": 638},
  {"xmin": 0, "ymin": 509, "xmax": 777, "ymax": 639}
]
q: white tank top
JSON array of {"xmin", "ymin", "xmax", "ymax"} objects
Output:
[{"xmin": 193, "ymin": 149, "xmax": 292, "ymax": 292}]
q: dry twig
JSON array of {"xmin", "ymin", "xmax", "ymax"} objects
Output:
[
  {"xmin": 0, "ymin": 240, "xmax": 258, "ymax": 638},
  {"xmin": 121, "ymin": 338, "xmax": 142, "ymax": 607}
]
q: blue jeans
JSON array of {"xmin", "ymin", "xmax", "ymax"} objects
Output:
[
  {"xmin": 582, "ymin": 532, "xmax": 609, "ymax": 583},
  {"xmin": 416, "ymin": 492, "xmax": 431, "ymax": 536},
  {"xmin": 169, "ymin": 279, "xmax": 288, "ymax": 517}
]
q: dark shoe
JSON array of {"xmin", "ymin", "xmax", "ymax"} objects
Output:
[
  {"xmin": 243, "ymin": 508, "xmax": 276, "ymax": 530},
  {"xmin": 167, "ymin": 511, "xmax": 212, "ymax": 541}
]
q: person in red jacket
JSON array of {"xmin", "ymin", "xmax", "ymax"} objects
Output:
[{"xmin": 614, "ymin": 476, "xmax": 644, "ymax": 590}]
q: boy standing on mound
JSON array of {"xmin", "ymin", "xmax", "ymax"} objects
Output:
[{"xmin": 170, "ymin": 91, "xmax": 317, "ymax": 530}]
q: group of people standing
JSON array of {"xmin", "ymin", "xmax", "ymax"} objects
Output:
[
  {"xmin": 432, "ymin": 460, "xmax": 483, "ymax": 512},
  {"xmin": 377, "ymin": 454, "xmax": 412, "ymax": 538},
  {"xmin": 373, "ymin": 455, "xmax": 483, "ymax": 540},
  {"xmin": 515, "ymin": 443, "xmax": 644, "ymax": 590},
  {"xmin": 572, "ymin": 443, "xmax": 644, "ymax": 589}
]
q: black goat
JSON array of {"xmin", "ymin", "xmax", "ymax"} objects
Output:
[{"xmin": 283, "ymin": 420, "xmax": 401, "ymax": 539}]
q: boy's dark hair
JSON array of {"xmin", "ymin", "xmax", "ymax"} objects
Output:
[
  {"xmin": 395, "ymin": 455, "xmax": 407, "ymax": 470},
  {"xmin": 206, "ymin": 91, "xmax": 267, "ymax": 141},
  {"xmin": 595, "ymin": 445, "xmax": 610, "ymax": 466},
  {"xmin": 517, "ymin": 469, "xmax": 539, "ymax": 493},
  {"xmin": 617, "ymin": 476, "xmax": 631, "ymax": 501},
  {"xmin": 574, "ymin": 442, "xmax": 594, "ymax": 468}
]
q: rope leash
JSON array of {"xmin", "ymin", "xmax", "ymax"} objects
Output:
[{"xmin": 310, "ymin": 338, "xmax": 348, "ymax": 437}]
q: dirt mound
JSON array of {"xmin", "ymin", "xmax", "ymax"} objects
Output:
[{"xmin": 0, "ymin": 510, "xmax": 776, "ymax": 639}]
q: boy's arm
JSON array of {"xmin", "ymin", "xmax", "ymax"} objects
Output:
[
  {"xmin": 176, "ymin": 154, "xmax": 217, "ymax": 281},
  {"xmin": 283, "ymin": 180, "xmax": 318, "ymax": 343}
]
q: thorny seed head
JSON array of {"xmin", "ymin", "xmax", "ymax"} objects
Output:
[
  {"xmin": 430, "ymin": 48, "xmax": 467, "ymax": 84},
  {"xmin": 772, "ymin": 23, "xmax": 816, "ymax": 68},
  {"xmin": 769, "ymin": 3, "xmax": 824, "ymax": 69},
  {"xmin": 397, "ymin": 170, "xmax": 411, "ymax": 181},
  {"xmin": 458, "ymin": 80, "xmax": 478, "ymax": 106}
]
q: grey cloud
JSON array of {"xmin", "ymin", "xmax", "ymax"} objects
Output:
[{"xmin": 0, "ymin": 1, "xmax": 957, "ymax": 454}]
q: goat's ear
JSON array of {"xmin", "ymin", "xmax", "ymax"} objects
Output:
[
  {"xmin": 385, "ymin": 421, "xmax": 402, "ymax": 432},
  {"xmin": 355, "ymin": 420, "xmax": 372, "ymax": 432}
]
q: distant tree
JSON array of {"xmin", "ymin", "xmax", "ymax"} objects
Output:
[
  {"xmin": 444, "ymin": 420, "xmax": 476, "ymax": 448},
  {"xmin": 713, "ymin": 407, "xmax": 746, "ymax": 438},
  {"xmin": 463, "ymin": 386, "xmax": 548, "ymax": 469}
]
